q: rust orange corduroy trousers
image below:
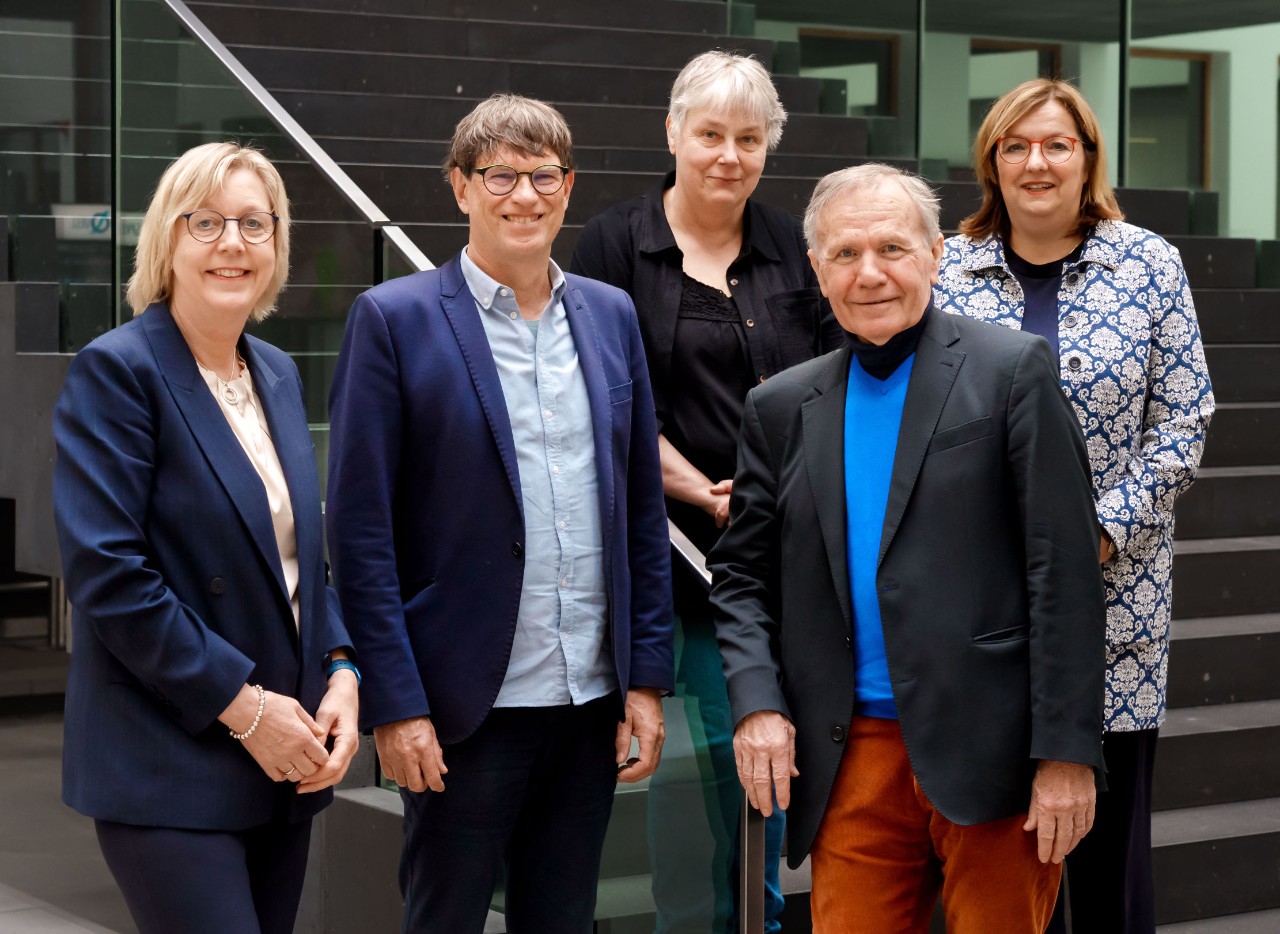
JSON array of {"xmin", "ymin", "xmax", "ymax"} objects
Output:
[{"xmin": 809, "ymin": 717, "xmax": 1061, "ymax": 934}]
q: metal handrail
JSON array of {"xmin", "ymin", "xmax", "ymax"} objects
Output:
[
  {"xmin": 156, "ymin": 0, "xmax": 433, "ymax": 275},
  {"xmin": 667, "ymin": 520, "xmax": 766, "ymax": 934},
  {"xmin": 160, "ymin": 0, "xmax": 387, "ymax": 227}
]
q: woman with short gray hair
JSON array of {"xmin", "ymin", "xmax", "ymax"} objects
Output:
[{"xmin": 572, "ymin": 50, "xmax": 842, "ymax": 933}]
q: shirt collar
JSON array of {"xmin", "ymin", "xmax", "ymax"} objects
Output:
[
  {"xmin": 638, "ymin": 170, "xmax": 782, "ymax": 264},
  {"xmin": 459, "ymin": 247, "xmax": 567, "ymax": 319}
]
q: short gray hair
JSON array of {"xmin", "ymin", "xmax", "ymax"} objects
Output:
[
  {"xmin": 668, "ymin": 51, "xmax": 787, "ymax": 150},
  {"xmin": 443, "ymin": 94, "xmax": 574, "ymax": 179},
  {"xmin": 804, "ymin": 163, "xmax": 941, "ymax": 252}
]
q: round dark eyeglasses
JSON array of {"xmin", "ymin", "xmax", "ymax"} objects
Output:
[
  {"xmin": 995, "ymin": 136, "xmax": 1080, "ymax": 165},
  {"xmin": 182, "ymin": 209, "xmax": 279, "ymax": 243},
  {"xmin": 474, "ymin": 163, "xmax": 570, "ymax": 196}
]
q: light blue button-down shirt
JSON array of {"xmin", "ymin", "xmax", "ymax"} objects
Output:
[{"xmin": 460, "ymin": 249, "xmax": 616, "ymax": 707}]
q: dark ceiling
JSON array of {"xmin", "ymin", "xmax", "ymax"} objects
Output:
[{"xmin": 750, "ymin": 0, "xmax": 1280, "ymax": 43}]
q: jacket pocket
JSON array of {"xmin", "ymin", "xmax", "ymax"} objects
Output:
[
  {"xmin": 927, "ymin": 416, "xmax": 995, "ymax": 455},
  {"xmin": 609, "ymin": 380, "xmax": 633, "ymax": 405}
]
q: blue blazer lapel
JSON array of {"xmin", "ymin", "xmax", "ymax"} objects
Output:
[
  {"xmin": 141, "ymin": 304, "xmax": 291, "ymax": 609},
  {"xmin": 880, "ymin": 309, "xmax": 963, "ymax": 565},
  {"xmin": 802, "ymin": 348, "xmax": 854, "ymax": 631},
  {"xmin": 241, "ymin": 337, "xmax": 317, "ymax": 637},
  {"xmin": 563, "ymin": 287, "xmax": 616, "ymax": 571},
  {"xmin": 438, "ymin": 257, "xmax": 523, "ymax": 510}
]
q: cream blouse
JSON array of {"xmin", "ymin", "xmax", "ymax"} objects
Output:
[{"xmin": 197, "ymin": 358, "xmax": 301, "ymax": 630}]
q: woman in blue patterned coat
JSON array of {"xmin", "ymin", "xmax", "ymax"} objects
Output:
[{"xmin": 934, "ymin": 78, "xmax": 1214, "ymax": 934}]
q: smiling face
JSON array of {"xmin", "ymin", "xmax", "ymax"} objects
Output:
[
  {"xmin": 996, "ymin": 99, "xmax": 1088, "ymax": 239},
  {"xmin": 451, "ymin": 146, "xmax": 573, "ymax": 277},
  {"xmin": 169, "ymin": 168, "xmax": 276, "ymax": 330},
  {"xmin": 667, "ymin": 106, "xmax": 767, "ymax": 211},
  {"xmin": 807, "ymin": 180, "xmax": 943, "ymax": 346}
]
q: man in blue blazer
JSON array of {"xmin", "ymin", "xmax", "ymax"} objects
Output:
[{"xmin": 326, "ymin": 94, "xmax": 674, "ymax": 933}]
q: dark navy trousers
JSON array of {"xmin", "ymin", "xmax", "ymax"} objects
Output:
[
  {"xmin": 95, "ymin": 816, "xmax": 312, "ymax": 934},
  {"xmin": 398, "ymin": 694, "xmax": 620, "ymax": 934},
  {"xmin": 1047, "ymin": 727, "xmax": 1159, "ymax": 934}
]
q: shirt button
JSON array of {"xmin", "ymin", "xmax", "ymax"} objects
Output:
[
  {"xmin": 745, "ymin": 318, "xmax": 755, "ymax": 328},
  {"xmin": 499, "ymin": 287, "xmax": 509, "ymax": 296},
  {"xmin": 552, "ymin": 465, "xmax": 560, "ymax": 475},
  {"xmin": 544, "ymin": 410, "xmax": 553, "ymax": 419},
  {"xmin": 561, "ymin": 578, "xmax": 569, "ymax": 588},
  {"xmin": 1068, "ymin": 357, "xmax": 1082, "ymax": 371},
  {"xmin": 509, "ymin": 312, "xmax": 518, "ymax": 320},
  {"xmin": 558, "ymin": 520, "xmax": 567, "ymax": 530},
  {"xmin": 730, "ymin": 278, "xmax": 739, "ymax": 287},
  {"xmin": 831, "ymin": 725, "xmax": 846, "ymax": 742}
]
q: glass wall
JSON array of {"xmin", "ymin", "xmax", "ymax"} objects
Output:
[
  {"xmin": 1131, "ymin": 0, "xmax": 1280, "ymax": 240},
  {"xmin": 0, "ymin": 0, "xmax": 112, "ymax": 352}
]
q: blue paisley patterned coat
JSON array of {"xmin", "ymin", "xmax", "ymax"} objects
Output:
[{"xmin": 935, "ymin": 220, "xmax": 1215, "ymax": 732}]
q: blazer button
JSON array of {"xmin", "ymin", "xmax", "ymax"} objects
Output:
[
  {"xmin": 1068, "ymin": 357, "xmax": 1082, "ymax": 371},
  {"xmin": 512, "ymin": 542, "xmax": 523, "ymax": 558},
  {"xmin": 209, "ymin": 577, "xmax": 226, "ymax": 595},
  {"xmin": 831, "ymin": 725, "xmax": 846, "ymax": 742}
]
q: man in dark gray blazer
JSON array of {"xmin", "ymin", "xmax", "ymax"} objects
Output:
[{"xmin": 709, "ymin": 163, "xmax": 1105, "ymax": 931}]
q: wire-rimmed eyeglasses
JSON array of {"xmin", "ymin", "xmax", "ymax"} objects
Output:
[
  {"xmin": 474, "ymin": 163, "xmax": 570, "ymax": 196},
  {"xmin": 182, "ymin": 209, "xmax": 279, "ymax": 243},
  {"xmin": 995, "ymin": 136, "xmax": 1080, "ymax": 165}
]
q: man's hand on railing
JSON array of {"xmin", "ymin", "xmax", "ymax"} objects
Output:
[{"xmin": 733, "ymin": 710, "xmax": 798, "ymax": 817}]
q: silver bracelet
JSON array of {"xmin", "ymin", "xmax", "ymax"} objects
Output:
[{"xmin": 229, "ymin": 684, "xmax": 266, "ymax": 740}]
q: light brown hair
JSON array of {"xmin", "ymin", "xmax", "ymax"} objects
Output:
[
  {"xmin": 959, "ymin": 78, "xmax": 1123, "ymax": 240},
  {"xmin": 442, "ymin": 94, "xmax": 574, "ymax": 179}
]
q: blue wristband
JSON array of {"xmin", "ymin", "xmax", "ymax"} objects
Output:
[{"xmin": 327, "ymin": 658, "xmax": 361, "ymax": 686}]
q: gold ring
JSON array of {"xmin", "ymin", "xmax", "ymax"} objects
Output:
[{"xmin": 282, "ymin": 766, "xmax": 297, "ymax": 776}]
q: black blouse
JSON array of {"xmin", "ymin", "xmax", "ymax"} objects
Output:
[{"xmin": 571, "ymin": 172, "xmax": 846, "ymax": 553}]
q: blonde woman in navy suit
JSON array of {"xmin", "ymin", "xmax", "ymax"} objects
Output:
[{"xmin": 53, "ymin": 143, "xmax": 358, "ymax": 934}]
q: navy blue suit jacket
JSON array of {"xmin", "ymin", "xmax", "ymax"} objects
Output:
[
  {"xmin": 326, "ymin": 254, "xmax": 674, "ymax": 742},
  {"xmin": 53, "ymin": 303, "xmax": 349, "ymax": 829}
]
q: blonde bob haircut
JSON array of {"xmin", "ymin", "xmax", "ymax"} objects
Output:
[
  {"xmin": 959, "ymin": 78, "xmax": 1123, "ymax": 241},
  {"xmin": 668, "ymin": 50, "xmax": 788, "ymax": 151},
  {"xmin": 126, "ymin": 142, "xmax": 290, "ymax": 321}
]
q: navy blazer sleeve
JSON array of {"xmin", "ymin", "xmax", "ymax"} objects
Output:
[
  {"xmin": 615, "ymin": 287, "xmax": 675, "ymax": 693},
  {"xmin": 53, "ymin": 343, "xmax": 255, "ymax": 735},
  {"xmin": 326, "ymin": 290, "xmax": 429, "ymax": 728}
]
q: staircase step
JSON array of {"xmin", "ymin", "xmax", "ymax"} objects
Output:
[
  {"xmin": 1159, "ymin": 908, "xmax": 1280, "ymax": 932},
  {"xmin": 1154, "ymin": 700, "xmax": 1280, "ymax": 810},
  {"xmin": 1152, "ymin": 798, "xmax": 1280, "ymax": 924},
  {"xmin": 1202, "ymin": 404, "xmax": 1280, "ymax": 469},
  {"xmin": 223, "ymin": 44, "xmax": 837, "ymax": 115},
  {"xmin": 1176, "ymin": 466, "xmax": 1280, "ymax": 540},
  {"xmin": 1168, "ymin": 237, "xmax": 1258, "ymax": 290},
  {"xmin": 1172, "ymin": 536, "xmax": 1280, "ymax": 619},
  {"xmin": 1195, "ymin": 290, "xmax": 1280, "ymax": 344},
  {"xmin": 1202, "ymin": 345, "xmax": 1280, "ymax": 404},
  {"xmin": 1170, "ymin": 614, "xmax": 1280, "ymax": 707},
  {"xmin": 1116, "ymin": 188, "xmax": 1192, "ymax": 237},
  {"xmin": 186, "ymin": 3, "xmax": 776, "ymax": 73},
  {"xmin": 189, "ymin": 0, "xmax": 732, "ymax": 35}
]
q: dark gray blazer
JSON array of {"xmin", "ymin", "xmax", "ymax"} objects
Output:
[{"xmin": 709, "ymin": 309, "xmax": 1106, "ymax": 866}]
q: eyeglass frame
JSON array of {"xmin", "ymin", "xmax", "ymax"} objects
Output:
[
  {"xmin": 994, "ymin": 136, "xmax": 1083, "ymax": 165},
  {"xmin": 180, "ymin": 209, "xmax": 280, "ymax": 243},
  {"xmin": 472, "ymin": 163, "xmax": 572, "ymax": 196}
]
